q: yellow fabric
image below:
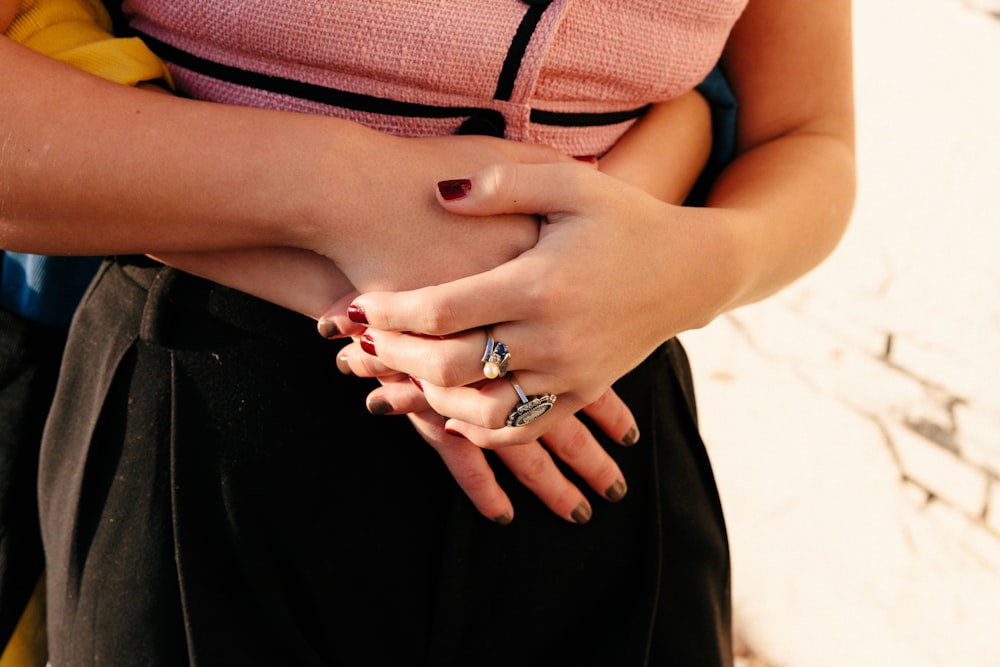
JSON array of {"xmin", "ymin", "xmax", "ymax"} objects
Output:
[
  {"xmin": 0, "ymin": 576, "xmax": 46, "ymax": 667},
  {"xmin": 6, "ymin": 0, "xmax": 173, "ymax": 87}
]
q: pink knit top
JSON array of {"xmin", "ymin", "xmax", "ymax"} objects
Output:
[{"xmin": 122, "ymin": 0, "xmax": 747, "ymax": 156}]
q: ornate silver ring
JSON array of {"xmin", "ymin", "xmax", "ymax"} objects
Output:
[{"xmin": 507, "ymin": 379, "xmax": 557, "ymax": 427}]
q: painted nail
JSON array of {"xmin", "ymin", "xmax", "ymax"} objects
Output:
[
  {"xmin": 605, "ymin": 478, "xmax": 628, "ymax": 503},
  {"xmin": 494, "ymin": 512, "xmax": 513, "ymax": 526},
  {"xmin": 360, "ymin": 333, "xmax": 376, "ymax": 356},
  {"xmin": 573, "ymin": 155, "xmax": 598, "ymax": 163},
  {"xmin": 445, "ymin": 427, "xmax": 465, "ymax": 438},
  {"xmin": 316, "ymin": 318, "xmax": 341, "ymax": 339},
  {"xmin": 366, "ymin": 397, "xmax": 393, "ymax": 416},
  {"xmin": 437, "ymin": 178, "xmax": 472, "ymax": 201},
  {"xmin": 571, "ymin": 502, "xmax": 592, "ymax": 525},
  {"xmin": 408, "ymin": 375, "xmax": 423, "ymax": 391},
  {"xmin": 621, "ymin": 426, "xmax": 640, "ymax": 447},
  {"xmin": 347, "ymin": 304, "xmax": 368, "ymax": 324},
  {"xmin": 336, "ymin": 353, "xmax": 352, "ymax": 376}
]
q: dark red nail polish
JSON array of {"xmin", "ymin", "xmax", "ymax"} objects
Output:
[
  {"xmin": 347, "ymin": 304, "xmax": 368, "ymax": 324},
  {"xmin": 408, "ymin": 375, "xmax": 423, "ymax": 391},
  {"xmin": 573, "ymin": 155, "xmax": 598, "ymax": 163},
  {"xmin": 444, "ymin": 427, "xmax": 463, "ymax": 438},
  {"xmin": 360, "ymin": 333, "xmax": 376, "ymax": 356},
  {"xmin": 437, "ymin": 179, "xmax": 472, "ymax": 201}
]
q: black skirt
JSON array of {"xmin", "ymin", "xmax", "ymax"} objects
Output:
[{"xmin": 39, "ymin": 255, "xmax": 732, "ymax": 667}]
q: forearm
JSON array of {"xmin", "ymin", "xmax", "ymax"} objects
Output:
[
  {"xmin": 598, "ymin": 90, "xmax": 712, "ymax": 204},
  {"xmin": 698, "ymin": 130, "xmax": 855, "ymax": 314},
  {"xmin": 657, "ymin": 0, "xmax": 856, "ymax": 325},
  {"xmin": 0, "ymin": 38, "xmax": 376, "ymax": 256}
]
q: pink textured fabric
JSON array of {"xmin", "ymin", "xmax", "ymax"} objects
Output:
[{"xmin": 123, "ymin": 0, "xmax": 747, "ymax": 156}]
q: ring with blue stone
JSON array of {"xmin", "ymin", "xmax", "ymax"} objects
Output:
[
  {"xmin": 507, "ymin": 378, "xmax": 557, "ymax": 428},
  {"xmin": 481, "ymin": 333, "xmax": 511, "ymax": 379}
]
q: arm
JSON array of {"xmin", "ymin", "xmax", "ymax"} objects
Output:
[
  {"xmin": 344, "ymin": 0, "xmax": 857, "ymax": 448},
  {"xmin": 0, "ymin": 37, "xmax": 568, "ymax": 289}
]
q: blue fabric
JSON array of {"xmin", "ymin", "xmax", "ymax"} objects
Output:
[{"xmin": 0, "ymin": 253, "xmax": 101, "ymax": 330}]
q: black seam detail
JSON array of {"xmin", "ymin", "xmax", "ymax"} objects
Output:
[
  {"xmin": 530, "ymin": 105, "xmax": 650, "ymax": 127},
  {"xmin": 494, "ymin": 4, "xmax": 548, "ymax": 102},
  {"xmin": 139, "ymin": 32, "xmax": 641, "ymax": 129},
  {"xmin": 138, "ymin": 32, "xmax": 503, "ymax": 125}
]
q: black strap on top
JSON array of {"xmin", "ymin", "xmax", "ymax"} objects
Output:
[{"xmin": 494, "ymin": 1, "xmax": 552, "ymax": 101}]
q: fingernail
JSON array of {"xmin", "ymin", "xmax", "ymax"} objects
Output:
[
  {"xmin": 408, "ymin": 375, "xmax": 423, "ymax": 391},
  {"xmin": 366, "ymin": 397, "xmax": 393, "ymax": 416},
  {"xmin": 347, "ymin": 304, "xmax": 368, "ymax": 324},
  {"xmin": 444, "ymin": 427, "xmax": 464, "ymax": 438},
  {"xmin": 437, "ymin": 178, "xmax": 472, "ymax": 200},
  {"xmin": 571, "ymin": 502, "xmax": 592, "ymax": 525},
  {"xmin": 360, "ymin": 333, "xmax": 376, "ymax": 356},
  {"xmin": 494, "ymin": 512, "xmax": 513, "ymax": 526},
  {"xmin": 573, "ymin": 155, "xmax": 598, "ymax": 163},
  {"xmin": 605, "ymin": 478, "xmax": 628, "ymax": 503},
  {"xmin": 336, "ymin": 353, "xmax": 352, "ymax": 375},
  {"xmin": 621, "ymin": 426, "xmax": 640, "ymax": 447},
  {"xmin": 317, "ymin": 318, "xmax": 341, "ymax": 339}
]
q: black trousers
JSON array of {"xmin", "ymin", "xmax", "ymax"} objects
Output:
[
  {"xmin": 40, "ymin": 256, "xmax": 732, "ymax": 666},
  {"xmin": 0, "ymin": 308, "xmax": 67, "ymax": 647}
]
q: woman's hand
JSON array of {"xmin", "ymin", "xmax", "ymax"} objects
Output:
[
  {"xmin": 344, "ymin": 164, "xmax": 716, "ymax": 447},
  {"xmin": 336, "ymin": 339, "xmax": 639, "ymax": 523}
]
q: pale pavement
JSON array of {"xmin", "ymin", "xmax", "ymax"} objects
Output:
[{"xmin": 680, "ymin": 1, "xmax": 1000, "ymax": 665}]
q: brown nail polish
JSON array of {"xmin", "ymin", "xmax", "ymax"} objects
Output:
[
  {"xmin": 360, "ymin": 333, "xmax": 376, "ymax": 356},
  {"xmin": 571, "ymin": 502, "xmax": 592, "ymax": 525},
  {"xmin": 621, "ymin": 426, "xmax": 640, "ymax": 447},
  {"xmin": 605, "ymin": 479, "xmax": 627, "ymax": 503},
  {"xmin": 437, "ymin": 178, "xmax": 472, "ymax": 200},
  {"xmin": 366, "ymin": 397, "xmax": 393, "ymax": 416},
  {"xmin": 494, "ymin": 512, "xmax": 513, "ymax": 526},
  {"xmin": 347, "ymin": 304, "xmax": 368, "ymax": 324},
  {"xmin": 317, "ymin": 319, "xmax": 341, "ymax": 339},
  {"xmin": 336, "ymin": 353, "xmax": 352, "ymax": 376}
]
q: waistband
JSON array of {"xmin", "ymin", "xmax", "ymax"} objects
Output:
[{"xmin": 110, "ymin": 255, "xmax": 323, "ymax": 347}]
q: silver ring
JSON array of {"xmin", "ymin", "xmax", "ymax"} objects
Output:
[
  {"xmin": 507, "ymin": 378, "xmax": 557, "ymax": 427},
  {"xmin": 481, "ymin": 333, "xmax": 510, "ymax": 380}
]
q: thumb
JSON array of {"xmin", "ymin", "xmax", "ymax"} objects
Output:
[{"xmin": 435, "ymin": 161, "xmax": 597, "ymax": 219}]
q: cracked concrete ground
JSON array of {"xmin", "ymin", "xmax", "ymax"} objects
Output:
[{"xmin": 679, "ymin": 1, "xmax": 1000, "ymax": 665}]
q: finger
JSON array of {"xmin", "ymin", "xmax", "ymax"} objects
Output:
[
  {"xmin": 316, "ymin": 289, "xmax": 364, "ymax": 339},
  {"xmin": 580, "ymin": 388, "xmax": 641, "ymax": 447},
  {"xmin": 538, "ymin": 416, "xmax": 627, "ymax": 503},
  {"xmin": 347, "ymin": 257, "xmax": 533, "ymax": 337},
  {"xmin": 404, "ymin": 411, "xmax": 515, "ymax": 525},
  {"xmin": 422, "ymin": 375, "xmax": 573, "ymax": 435},
  {"xmin": 364, "ymin": 376, "xmax": 431, "ymax": 416},
  {"xmin": 435, "ymin": 161, "xmax": 598, "ymax": 218},
  {"xmin": 493, "ymin": 443, "xmax": 593, "ymax": 524},
  {"xmin": 358, "ymin": 329, "xmax": 496, "ymax": 388},
  {"xmin": 335, "ymin": 339, "xmax": 395, "ymax": 378}
]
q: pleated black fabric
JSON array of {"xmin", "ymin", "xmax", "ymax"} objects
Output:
[{"xmin": 39, "ymin": 256, "xmax": 731, "ymax": 666}]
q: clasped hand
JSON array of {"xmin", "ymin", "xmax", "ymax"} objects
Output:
[{"xmin": 336, "ymin": 159, "xmax": 724, "ymax": 525}]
